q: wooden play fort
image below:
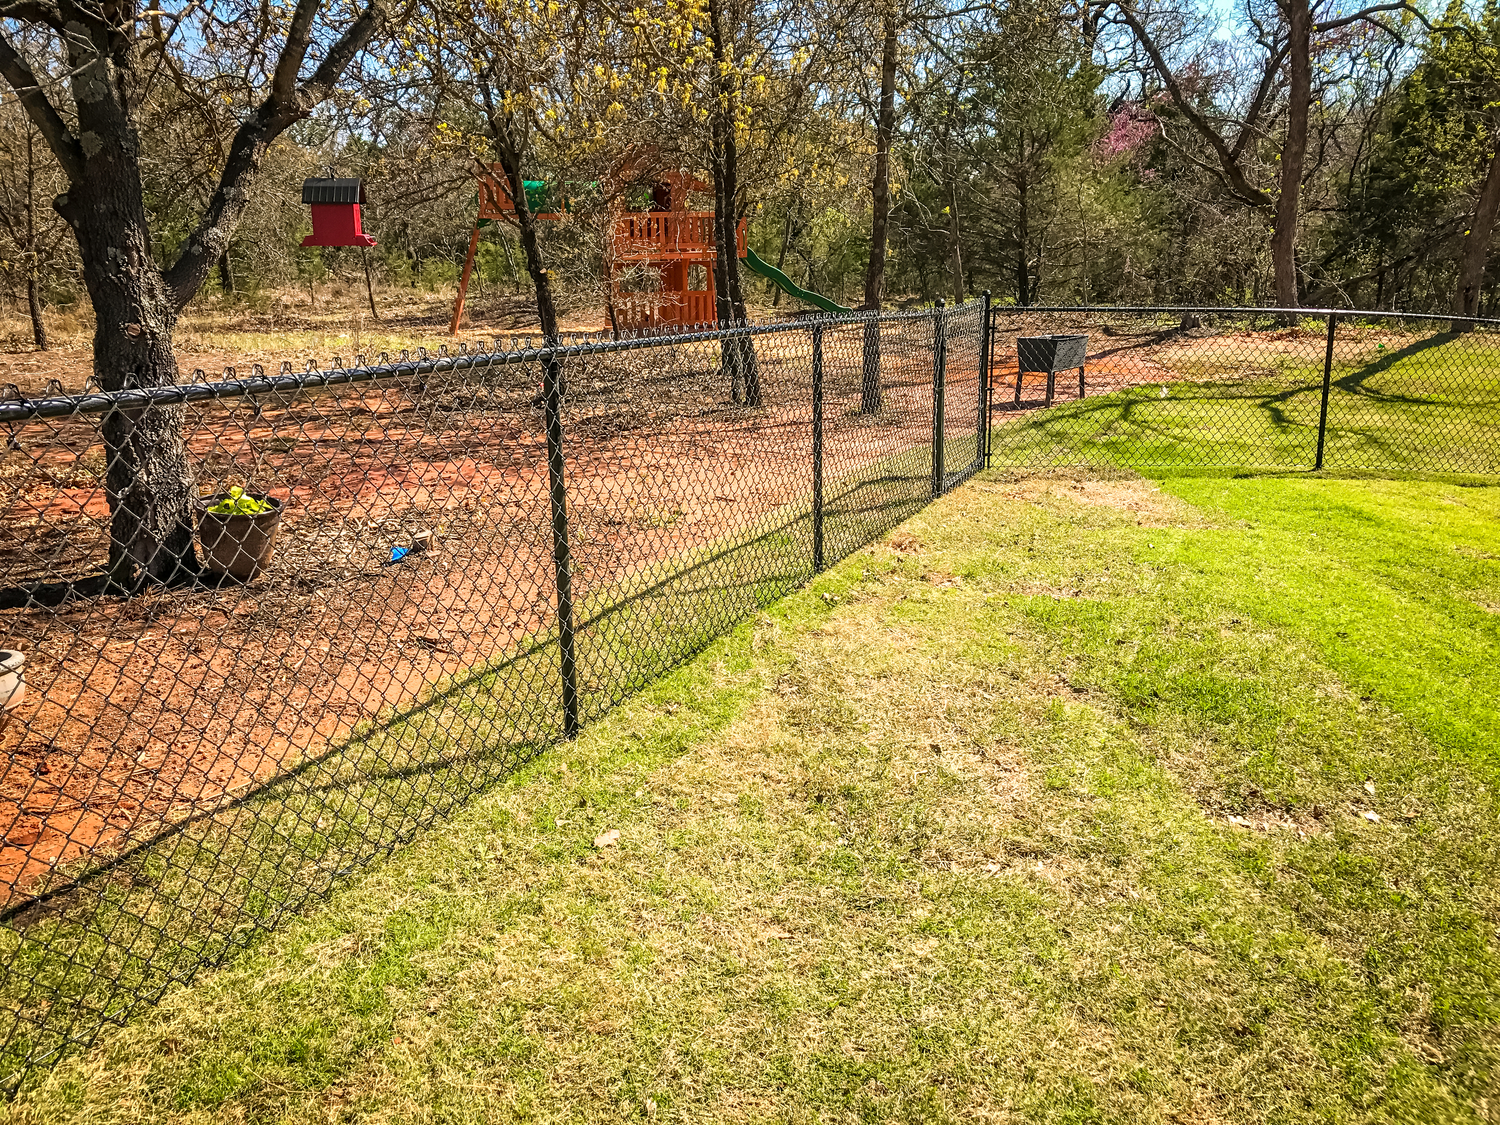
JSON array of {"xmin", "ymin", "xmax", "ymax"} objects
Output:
[{"xmin": 451, "ymin": 163, "xmax": 746, "ymax": 335}]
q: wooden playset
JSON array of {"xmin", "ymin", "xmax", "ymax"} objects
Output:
[{"xmin": 448, "ymin": 162, "xmax": 746, "ymax": 336}]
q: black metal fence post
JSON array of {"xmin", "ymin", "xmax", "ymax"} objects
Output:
[
  {"xmin": 1316, "ymin": 313, "xmax": 1336, "ymax": 471},
  {"xmin": 542, "ymin": 348, "xmax": 580, "ymax": 738},
  {"xmin": 979, "ymin": 291, "xmax": 992, "ymax": 468},
  {"xmin": 811, "ymin": 322, "xmax": 825, "ymax": 573},
  {"xmin": 932, "ymin": 298, "xmax": 947, "ymax": 496}
]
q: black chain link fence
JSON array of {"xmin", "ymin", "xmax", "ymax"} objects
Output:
[
  {"xmin": 984, "ymin": 307, "xmax": 1500, "ymax": 475},
  {"xmin": 1, "ymin": 300, "xmax": 1494, "ymax": 1078},
  {"xmin": 0, "ymin": 301, "xmax": 984, "ymax": 1078}
]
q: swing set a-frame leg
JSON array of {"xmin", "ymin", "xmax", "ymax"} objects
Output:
[{"xmin": 450, "ymin": 226, "xmax": 482, "ymax": 335}]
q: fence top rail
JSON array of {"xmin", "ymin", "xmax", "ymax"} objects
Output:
[
  {"xmin": 988, "ymin": 304, "xmax": 1500, "ymax": 329},
  {"xmin": 0, "ymin": 300, "xmax": 978, "ymax": 424}
]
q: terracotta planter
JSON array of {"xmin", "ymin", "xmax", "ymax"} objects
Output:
[
  {"xmin": 0, "ymin": 651, "xmax": 23, "ymax": 715},
  {"xmin": 199, "ymin": 495, "xmax": 283, "ymax": 580}
]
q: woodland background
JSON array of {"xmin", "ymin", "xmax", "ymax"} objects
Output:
[{"xmin": 4, "ymin": 0, "xmax": 1500, "ymax": 353}]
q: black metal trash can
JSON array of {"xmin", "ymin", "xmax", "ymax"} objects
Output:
[{"xmin": 1016, "ymin": 334, "xmax": 1088, "ymax": 406}]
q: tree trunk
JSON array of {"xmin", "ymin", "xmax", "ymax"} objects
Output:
[
  {"xmin": 24, "ymin": 129, "xmax": 47, "ymax": 350},
  {"xmin": 361, "ymin": 248, "xmax": 380, "ymax": 321},
  {"xmin": 708, "ymin": 0, "xmax": 760, "ymax": 407},
  {"xmin": 1270, "ymin": 0, "xmax": 1311, "ymax": 314},
  {"xmin": 57, "ymin": 182, "xmax": 199, "ymax": 588},
  {"xmin": 1452, "ymin": 141, "xmax": 1500, "ymax": 327},
  {"xmin": 218, "ymin": 251, "xmax": 233, "ymax": 295},
  {"xmin": 947, "ymin": 176, "xmax": 964, "ymax": 306},
  {"xmin": 1016, "ymin": 174, "xmax": 1031, "ymax": 307},
  {"xmin": 481, "ymin": 77, "xmax": 559, "ymax": 344},
  {"xmin": 26, "ymin": 271, "xmax": 47, "ymax": 350},
  {"xmin": 859, "ymin": 2, "xmax": 898, "ymax": 414},
  {"xmin": 866, "ymin": 86, "xmax": 895, "ymax": 239},
  {"xmin": 771, "ymin": 208, "xmax": 793, "ymax": 307},
  {"xmin": 1078, "ymin": 184, "xmax": 1090, "ymax": 306}
]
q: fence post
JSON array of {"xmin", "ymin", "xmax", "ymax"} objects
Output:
[
  {"xmin": 979, "ymin": 290, "xmax": 992, "ymax": 469},
  {"xmin": 542, "ymin": 346, "xmax": 580, "ymax": 739},
  {"xmin": 1316, "ymin": 313, "xmax": 1336, "ymax": 471},
  {"xmin": 932, "ymin": 298, "xmax": 947, "ymax": 497},
  {"xmin": 812, "ymin": 321, "xmax": 825, "ymax": 573}
]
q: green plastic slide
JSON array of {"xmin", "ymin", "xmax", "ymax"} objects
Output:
[{"xmin": 743, "ymin": 247, "xmax": 851, "ymax": 315}]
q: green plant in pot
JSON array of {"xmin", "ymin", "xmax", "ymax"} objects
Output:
[{"xmin": 199, "ymin": 486, "xmax": 284, "ymax": 581}]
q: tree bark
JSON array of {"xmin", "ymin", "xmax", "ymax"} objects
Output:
[
  {"xmin": 217, "ymin": 251, "xmax": 234, "ymax": 295},
  {"xmin": 947, "ymin": 176, "xmax": 964, "ymax": 306},
  {"xmin": 1270, "ymin": 0, "xmax": 1312, "ymax": 313},
  {"xmin": 1452, "ymin": 140, "xmax": 1500, "ymax": 327},
  {"xmin": 480, "ymin": 75, "xmax": 559, "ymax": 343},
  {"xmin": 361, "ymin": 247, "xmax": 380, "ymax": 321},
  {"xmin": 1016, "ymin": 174, "xmax": 1031, "ymax": 306},
  {"xmin": 56, "ymin": 178, "xmax": 199, "ymax": 587},
  {"xmin": 45, "ymin": 33, "xmax": 202, "ymax": 587},
  {"xmin": 26, "ymin": 272, "xmax": 47, "ymax": 351},
  {"xmin": 771, "ymin": 208, "xmax": 793, "ymax": 308},
  {"xmin": 707, "ymin": 0, "xmax": 760, "ymax": 407},
  {"xmin": 859, "ymin": 2, "xmax": 898, "ymax": 414},
  {"xmin": 24, "ymin": 128, "xmax": 46, "ymax": 350}
]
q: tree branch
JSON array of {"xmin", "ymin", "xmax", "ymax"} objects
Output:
[
  {"xmin": 162, "ymin": 0, "xmax": 388, "ymax": 309},
  {"xmin": 1228, "ymin": 40, "xmax": 1291, "ymax": 160},
  {"xmin": 1314, "ymin": 1, "xmax": 1431, "ymax": 35},
  {"xmin": 1115, "ymin": 2, "xmax": 1274, "ymax": 209},
  {"xmin": 268, "ymin": 0, "xmax": 322, "ymax": 106},
  {"xmin": 0, "ymin": 29, "xmax": 85, "ymax": 181},
  {"xmin": 0, "ymin": 0, "xmax": 66, "ymax": 28}
]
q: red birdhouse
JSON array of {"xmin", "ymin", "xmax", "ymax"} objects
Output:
[{"xmin": 300, "ymin": 178, "xmax": 377, "ymax": 248}]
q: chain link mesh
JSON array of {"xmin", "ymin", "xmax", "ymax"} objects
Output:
[
  {"xmin": 0, "ymin": 302, "xmax": 983, "ymax": 1077},
  {"xmin": 3, "ymin": 300, "xmax": 1489, "ymax": 1077},
  {"xmin": 984, "ymin": 308, "xmax": 1500, "ymax": 475}
]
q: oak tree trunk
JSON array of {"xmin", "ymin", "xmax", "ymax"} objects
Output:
[
  {"xmin": 57, "ymin": 180, "xmax": 199, "ymax": 587},
  {"xmin": 771, "ymin": 209, "xmax": 793, "ymax": 308},
  {"xmin": 859, "ymin": 2, "xmax": 898, "ymax": 414},
  {"xmin": 1270, "ymin": 0, "xmax": 1311, "ymax": 314},
  {"xmin": 26, "ymin": 272, "xmax": 46, "ymax": 351},
  {"xmin": 708, "ymin": 0, "xmax": 761, "ymax": 408},
  {"xmin": 1452, "ymin": 141, "xmax": 1500, "ymax": 328},
  {"xmin": 1016, "ymin": 175, "xmax": 1031, "ymax": 306},
  {"xmin": 947, "ymin": 176, "xmax": 964, "ymax": 306},
  {"xmin": 481, "ymin": 73, "xmax": 559, "ymax": 344},
  {"xmin": 24, "ymin": 131, "xmax": 46, "ymax": 351}
]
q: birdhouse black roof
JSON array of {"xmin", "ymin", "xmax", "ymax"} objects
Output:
[{"xmin": 301, "ymin": 178, "xmax": 366, "ymax": 205}]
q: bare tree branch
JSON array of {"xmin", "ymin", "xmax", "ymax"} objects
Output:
[
  {"xmin": 0, "ymin": 28, "xmax": 84, "ymax": 181},
  {"xmin": 1314, "ymin": 1, "xmax": 1430, "ymax": 35},
  {"xmin": 1114, "ymin": 2, "xmax": 1275, "ymax": 209},
  {"xmin": 162, "ymin": 0, "xmax": 389, "ymax": 308}
]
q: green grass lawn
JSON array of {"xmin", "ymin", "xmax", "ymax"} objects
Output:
[{"xmin": 7, "ymin": 470, "xmax": 1500, "ymax": 1123}]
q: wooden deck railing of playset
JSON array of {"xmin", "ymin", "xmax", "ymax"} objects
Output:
[{"xmin": 611, "ymin": 213, "xmax": 747, "ymax": 262}]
